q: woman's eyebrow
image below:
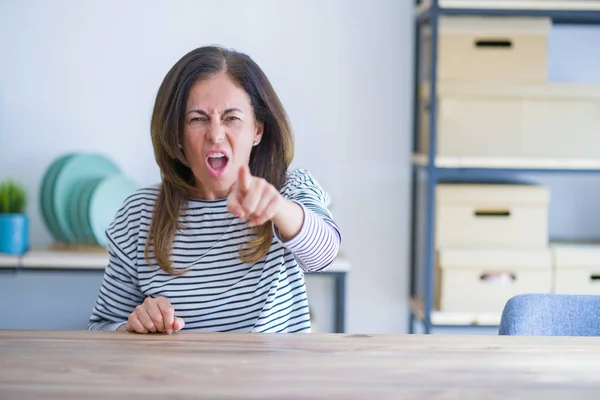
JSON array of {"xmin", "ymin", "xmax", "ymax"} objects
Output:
[
  {"xmin": 223, "ymin": 108, "xmax": 243, "ymax": 114},
  {"xmin": 186, "ymin": 109, "xmax": 209, "ymax": 116},
  {"xmin": 185, "ymin": 108, "xmax": 243, "ymax": 116}
]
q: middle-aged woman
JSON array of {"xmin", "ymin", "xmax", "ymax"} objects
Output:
[{"xmin": 88, "ymin": 45, "xmax": 341, "ymax": 334}]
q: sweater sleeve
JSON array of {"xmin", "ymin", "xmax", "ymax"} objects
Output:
[
  {"xmin": 88, "ymin": 193, "xmax": 146, "ymax": 331},
  {"xmin": 273, "ymin": 169, "xmax": 341, "ymax": 272}
]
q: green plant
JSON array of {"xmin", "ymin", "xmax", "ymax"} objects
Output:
[{"xmin": 0, "ymin": 179, "xmax": 27, "ymax": 214}]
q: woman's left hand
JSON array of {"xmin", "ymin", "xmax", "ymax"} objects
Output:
[{"xmin": 228, "ymin": 166, "xmax": 283, "ymax": 227}]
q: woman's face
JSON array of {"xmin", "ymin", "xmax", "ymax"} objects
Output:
[{"xmin": 182, "ymin": 72, "xmax": 263, "ymax": 200}]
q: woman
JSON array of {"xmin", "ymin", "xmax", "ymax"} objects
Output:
[{"xmin": 88, "ymin": 45, "xmax": 341, "ymax": 334}]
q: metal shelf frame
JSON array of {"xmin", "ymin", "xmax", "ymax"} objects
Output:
[{"xmin": 409, "ymin": 0, "xmax": 600, "ymax": 334}]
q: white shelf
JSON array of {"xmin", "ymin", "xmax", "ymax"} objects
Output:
[
  {"xmin": 412, "ymin": 154, "xmax": 600, "ymax": 170},
  {"xmin": 0, "ymin": 248, "xmax": 351, "ymax": 273},
  {"xmin": 411, "ymin": 298, "xmax": 501, "ymax": 326},
  {"xmin": 418, "ymin": 0, "xmax": 600, "ymax": 12},
  {"xmin": 0, "ymin": 253, "xmax": 20, "ymax": 267},
  {"xmin": 430, "ymin": 311, "xmax": 501, "ymax": 326},
  {"xmin": 21, "ymin": 249, "xmax": 110, "ymax": 270}
]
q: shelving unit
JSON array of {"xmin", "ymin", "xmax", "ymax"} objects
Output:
[{"xmin": 409, "ymin": 0, "xmax": 600, "ymax": 334}]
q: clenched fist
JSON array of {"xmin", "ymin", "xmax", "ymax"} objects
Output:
[
  {"xmin": 227, "ymin": 165, "xmax": 283, "ymax": 227},
  {"xmin": 126, "ymin": 297, "xmax": 184, "ymax": 334}
]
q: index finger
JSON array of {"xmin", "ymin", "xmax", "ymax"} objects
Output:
[
  {"xmin": 157, "ymin": 297, "xmax": 175, "ymax": 334},
  {"xmin": 238, "ymin": 165, "xmax": 252, "ymax": 194}
]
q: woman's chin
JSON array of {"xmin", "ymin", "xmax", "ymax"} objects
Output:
[{"xmin": 195, "ymin": 173, "xmax": 234, "ymax": 199}]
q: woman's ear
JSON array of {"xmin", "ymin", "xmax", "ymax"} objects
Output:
[
  {"xmin": 177, "ymin": 143, "xmax": 190, "ymax": 166},
  {"xmin": 254, "ymin": 121, "xmax": 264, "ymax": 146}
]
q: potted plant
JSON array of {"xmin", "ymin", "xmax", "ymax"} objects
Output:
[{"xmin": 0, "ymin": 179, "xmax": 28, "ymax": 254}]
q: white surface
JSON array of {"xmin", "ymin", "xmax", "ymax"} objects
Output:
[
  {"xmin": 431, "ymin": 15, "xmax": 551, "ymax": 35},
  {"xmin": 413, "ymin": 154, "xmax": 600, "ymax": 170},
  {"xmin": 418, "ymin": 0, "xmax": 600, "ymax": 11},
  {"xmin": 0, "ymin": 254, "xmax": 20, "ymax": 267},
  {"xmin": 411, "ymin": 298, "xmax": 502, "ymax": 326},
  {"xmin": 20, "ymin": 250, "xmax": 110, "ymax": 269},
  {"xmin": 431, "ymin": 311, "xmax": 502, "ymax": 326},
  {"xmin": 0, "ymin": 248, "xmax": 351, "ymax": 272},
  {"xmin": 0, "ymin": 0, "xmax": 410, "ymax": 334},
  {"xmin": 427, "ymin": 82, "xmax": 600, "ymax": 98}
]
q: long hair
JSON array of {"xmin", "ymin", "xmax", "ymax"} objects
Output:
[{"xmin": 145, "ymin": 45, "xmax": 294, "ymax": 275}]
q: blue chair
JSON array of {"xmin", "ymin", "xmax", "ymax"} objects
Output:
[{"xmin": 499, "ymin": 293, "xmax": 600, "ymax": 336}]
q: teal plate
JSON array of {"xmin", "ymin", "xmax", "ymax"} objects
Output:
[
  {"xmin": 52, "ymin": 153, "xmax": 121, "ymax": 244},
  {"xmin": 65, "ymin": 178, "xmax": 87, "ymax": 244},
  {"xmin": 40, "ymin": 153, "xmax": 76, "ymax": 242},
  {"xmin": 88, "ymin": 175, "xmax": 139, "ymax": 248},
  {"xmin": 66, "ymin": 177, "xmax": 101, "ymax": 245},
  {"xmin": 78, "ymin": 177, "xmax": 103, "ymax": 245}
]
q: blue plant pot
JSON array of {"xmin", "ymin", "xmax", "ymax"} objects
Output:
[{"xmin": 0, "ymin": 214, "xmax": 29, "ymax": 255}]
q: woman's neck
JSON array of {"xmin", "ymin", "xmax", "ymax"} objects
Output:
[{"xmin": 194, "ymin": 183, "xmax": 229, "ymax": 201}]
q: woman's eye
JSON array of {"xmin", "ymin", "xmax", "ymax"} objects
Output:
[
  {"xmin": 190, "ymin": 117, "xmax": 206, "ymax": 123},
  {"xmin": 225, "ymin": 116, "xmax": 241, "ymax": 122}
]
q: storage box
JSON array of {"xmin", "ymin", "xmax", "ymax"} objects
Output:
[
  {"xmin": 423, "ymin": 16, "xmax": 551, "ymax": 84},
  {"xmin": 552, "ymin": 243, "xmax": 600, "ymax": 295},
  {"xmin": 436, "ymin": 183, "xmax": 550, "ymax": 248},
  {"xmin": 420, "ymin": 82, "xmax": 600, "ymax": 159},
  {"xmin": 435, "ymin": 248, "xmax": 553, "ymax": 313}
]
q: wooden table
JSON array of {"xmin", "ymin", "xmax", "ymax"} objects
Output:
[{"xmin": 1, "ymin": 331, "xmax": 600, "ymax": 399}]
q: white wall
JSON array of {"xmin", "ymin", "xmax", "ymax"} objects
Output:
[{"xmin": 0, "ymin": 0, "xmax": 412, "ymax": 333}]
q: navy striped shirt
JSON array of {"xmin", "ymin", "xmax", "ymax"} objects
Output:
[{"xmin": 88, "ymin": 168, "xmax": 341, "ymax": 333}]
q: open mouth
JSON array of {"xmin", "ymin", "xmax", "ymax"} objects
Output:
[{"xmin": 206, "ymin": 151, "xmax": 229, "ymax": 177}]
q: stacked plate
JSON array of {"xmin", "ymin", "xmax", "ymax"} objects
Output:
[{"xmin": 40, "ymin": 153, "xmax": 139, "ymax": 248}]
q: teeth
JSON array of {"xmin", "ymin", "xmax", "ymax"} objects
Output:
[{"xmin": 208, "ymin": 152, "xmax": 225, "ymax": 158}]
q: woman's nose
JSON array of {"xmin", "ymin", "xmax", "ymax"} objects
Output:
[{"xmin": 207, "ymin": 119, "xmax": 225, "ymax": 143}]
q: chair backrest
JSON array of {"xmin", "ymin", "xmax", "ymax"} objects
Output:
[{"xmin": 499, "ymin": 293, "xmax": 600, "ymax": 336}]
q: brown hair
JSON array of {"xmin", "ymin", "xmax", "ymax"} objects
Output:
[{"xmin": 145, "ymin": 45, "xmax": 294, "ymax": 275}]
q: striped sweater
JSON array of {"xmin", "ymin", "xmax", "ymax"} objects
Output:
[{"xmin": 88, "ymin": 168, "xmax": 341, "ymax": 333}]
